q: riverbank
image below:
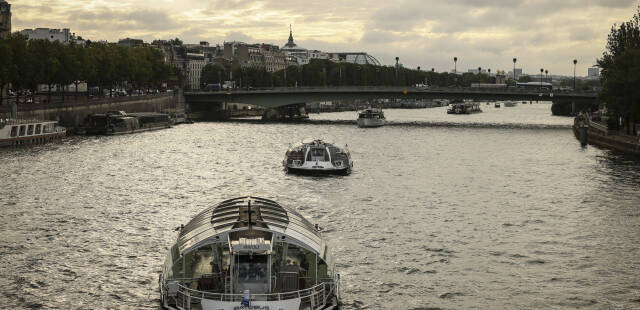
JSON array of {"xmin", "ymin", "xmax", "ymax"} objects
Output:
[
  {"xmin": 0, "ymin": 92, "xmax": 184, "ymax": 131},
  {"xmin": 573, "ymin": 118, "xmax": 640, "ymax": 155}
]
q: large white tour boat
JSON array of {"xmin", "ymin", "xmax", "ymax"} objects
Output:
[
  {"xmin": 0, "ymin": 119, "xmax": 66, "ymax": 147},
  {"xmin": 159, "ymin": 196, "xmax": 341, "ymax": 310},
  {"xmin": 357, "ymin": 107, "xmax": 386, "ymax": 127},
  {"xmin": 283, "ymin": 139, "xmax": 353, "ymax": 175}
]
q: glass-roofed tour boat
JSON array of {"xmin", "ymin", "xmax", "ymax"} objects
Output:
[
  {"xmin": 159, "ymin": 196, "xmax": 341, "ymax": 310},
  {"xmin": 283, "ymin": 139, "xmax": 353, "ymax": 175}
]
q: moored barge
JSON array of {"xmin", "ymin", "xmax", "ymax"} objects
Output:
[
  {"xmin": 78, "ymin": 111, "xmax": 171, "ymax": 135},
  {"xmin": 447, "ymin": 100, "xmax": 482, "ymax": 114},
  {"xmin": 0, "ymin": 119, "xmax": 66, "ymax": 147},
  {"xmin": 159, "ymin": 196, "xmax": 341, "ymax": 310}
]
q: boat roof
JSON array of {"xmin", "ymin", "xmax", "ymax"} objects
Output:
[
  {"xmin": 175, "ymin": 196, "xmax": 327, "ymax": 257},
  {"xmin": 1, "ymin": 119, "xmax": 58, "ymax": 125}
]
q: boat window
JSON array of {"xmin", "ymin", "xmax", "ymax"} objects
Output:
[
  {"xmin": 43, "ymin": 124, "xmax": 53, "ymax": 133},
  {"xmin": 19, "ymin": 125, "xmax": 26, "ymax": 136},
  {"xmin": 35, "ymin": 124, "xmax": 42, "ymax": 134},
  {"xmin": 283, "ymin": 243, "xmax": 316, "ymax": 289},
  {"xmin": 311, "ymin": 148, "xmax": 324, "ymax": 157},
  {"xmin": 318, "ymin": 259, "xmax": 331, "ymax": 282},
  {"xmin": 10, "ymin": 126, "xmax": 18, "ymax": 137},
  {"xmin": 27, "ymin": 125, "xmax": 34, "ymax": 135}
]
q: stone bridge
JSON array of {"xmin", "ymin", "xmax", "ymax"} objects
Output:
[{"xmin": 184, "ymin": 86, "xmax": 597, "ymax": 109}]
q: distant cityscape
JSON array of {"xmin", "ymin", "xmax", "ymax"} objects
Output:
[{"xmin": 1, "ymin": 0, "xmax": 600, "ymax": 90}]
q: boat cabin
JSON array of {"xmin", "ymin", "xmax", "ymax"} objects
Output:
[{"xmin": 160, "ymin": 197, "xmax": 339, "ymax": 309}]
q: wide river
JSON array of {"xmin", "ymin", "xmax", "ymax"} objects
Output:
[{"xmin": 1, "ymin": 103, "xmax": 639, "ymax": 309}]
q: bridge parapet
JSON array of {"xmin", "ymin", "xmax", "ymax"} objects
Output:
[{"xmin": 184, "ymin": 86, "xmax": 597, "ymax": 109}]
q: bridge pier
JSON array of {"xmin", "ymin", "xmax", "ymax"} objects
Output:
[
  {"xmin": 187, "ymin": 100, "xmax": 230, "ymax": 121},
  {"xmin": 262, "ymin": 103, "xmax": 308, "ymax": 121}
]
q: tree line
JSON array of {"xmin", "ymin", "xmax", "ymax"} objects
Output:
[
  {"xmin": 201, "ymin": 59, "xmax": 500, "ymax": 89},
  {"xmin": 0, "ymin": 34, "xmax": 173, "ymax": 105},
  {"xmin": 598, "ymin": 7, "xmax": 640, "ymax": 134}
]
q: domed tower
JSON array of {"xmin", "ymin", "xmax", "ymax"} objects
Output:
[{"xmin": 0, "ymin": 0, "xmax": 11, "ymax": 39}]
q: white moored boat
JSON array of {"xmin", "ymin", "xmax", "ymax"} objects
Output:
[
  {"xmin": 283, "ymin": 139, "xmax": 353, "ymax": 175},
  {"xmin": 159, "ymin": 196, "xmax": 341, "ymax": 310},
  {"xmin": 0, "ymin": 119, "xmax": 66, "ymax": 147},
  {"xmin": 357, "ymin": 107, "xmax": 385, "ymax": 127}
]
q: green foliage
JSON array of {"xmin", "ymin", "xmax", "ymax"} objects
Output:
[
  {"xmin": 201, "ymin": 63, "xmax": 228, "ymax": 85},
  {"xmin": 207, "ymin": 58, "xmax": 497, "ymax": 88},
  {"xmin": 598, "ymin": 7, "xmax": 640, "ymax": 121},
  {"xmin": 1, "ymin": 34, "xmax": 172, "ymax": 95},
  {"xmin": 518, "ymin": 75, "xmax": 532, "ymax": 83}
]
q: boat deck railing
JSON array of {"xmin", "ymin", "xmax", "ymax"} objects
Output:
[{"xmin": 165, "ymin": 276, "xmax": 339, "ymax": 310}]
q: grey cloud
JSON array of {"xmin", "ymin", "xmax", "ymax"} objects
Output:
[{"xmin": 225, "ymin": 31, "xmax": 254, "ymax": 42}]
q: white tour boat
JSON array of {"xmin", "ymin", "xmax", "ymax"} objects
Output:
[
  {"xmin": 283, "ymin": 139, "xmax": 353, "ymax": 175},
  {"xmin": 0, "ymin": 119, "xmax": 66, "ymax": 147},
  {"xmin": 357, "ymin": 107, "xmax": 386, "ymax": 127},
  {"xmin": 159, "ymin": 196, "xmax": 341, "ymax": 310}
]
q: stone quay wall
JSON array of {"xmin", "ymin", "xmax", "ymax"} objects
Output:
[{"xmin": 0, "ymin": 91, "xmax": 185, "ymax": 130}]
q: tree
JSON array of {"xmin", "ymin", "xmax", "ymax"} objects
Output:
[
  {"xmin": 598, "ymin": 7, "xmax": 640, "ymax": 134},
  {"xmin": 201, "ymin": 63, "xmax": 227, "ymax": 86},
  {"xmin": 0, "ymin": 40, "xmax": 11, "ymax": 106}
]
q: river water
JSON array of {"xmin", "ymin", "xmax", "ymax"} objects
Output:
[{"xmin": 1, "ymin": 103, "xmax": 639, "ymax": 309}]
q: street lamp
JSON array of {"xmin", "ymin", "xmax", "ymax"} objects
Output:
[
  {"xmin": 478, "ymin": 67, "xmax": 482, "ymax": 74},
  {"xmin": 540, "ymin": 68, "xmax": 544, "ymax": 90},
  {"xmin": 454, "ymin": 57, "xmax": 458, "ymax": 74},
  {"xmin": 545, "ymin": 69, "xmax": 548, "ymax": 83},
  {"xmin": 573, "ymin": 59, "xmax": 577, "ymax": 90},
  {"xmin": 513, "ymin": 58, "xmax": 517, "ymax": 81},
  {"xmin": 395, "ymin": 56, "xmax": 400, "ymax": 83}
]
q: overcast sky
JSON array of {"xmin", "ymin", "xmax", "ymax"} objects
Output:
[{"xmin": 9, "ymin": 0, "xmax": 639, "ymax": 76}]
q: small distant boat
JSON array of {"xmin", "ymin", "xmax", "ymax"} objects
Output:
[
  {"xmin": 504, "ymin": 101, "xmax": 516, "ymax": 107},
  {"xmin": 78, "ymin": 111, "xmax": 171, "ymax": 135},
  {"xmin": 283, "ymin": 139, "xmax": 353, "ymax": 175},
  {"xmin": 357, "ymin": 107, "xmax": 385, "ymax": 127},
  {"xmin": 0, "ymin": 119, "xmax": 66, "ymax": 147},
  {"xmin": 159, "ymin": 196, "xmax": 341, "ymax": 310},
  {"xmin": 169, "ymin": 113, "xmax": 193, "ymax": 125},
  {"xmin": 447, "ymin": 100, "xmax": 482, "ymax": 114},
  {"xmin": 495, "ymin": 102, "xmax": 501, "ymax": 108}
]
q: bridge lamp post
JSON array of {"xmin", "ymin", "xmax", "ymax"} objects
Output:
[
  {"xmin": 545, "ymin": 69, "xmax": 548, "ymax": 83},
  {"xmin": 540, "ymin": 68, "xmax": 544, "ymax": 90},
  {"xmin": 573, "ymin": 59, "xmax": 577, "ymax": 90},
  {"xmin": 395, "ymin": 57, "xmax": 400, "ymax": 85},
  {"xmin": 513, "ymin": 58, "xmax": 517, "ymax": 82},
  {"xmin": 417, "ymin": 66, "xmax": 421, "ymax": 85},
  {"xmin": 453, "ymin": 57, "xmax": 458, "ymax": 75}
]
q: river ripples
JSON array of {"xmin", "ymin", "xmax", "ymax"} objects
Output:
[{"xmin": 1, "ymin": 103, "xmax": 639, "ymax": 309}]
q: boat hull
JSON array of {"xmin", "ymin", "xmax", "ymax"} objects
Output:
[
  {"xmin": 286, "ymin": 166, "xmax": 351, "ymax": 175},
  {"xmin": 357, "ymin": 118, "xmax": 385, "ymax": 127},
  {"xmin": 0, "ymin": 132, "xmax": 66, "ymax": 147}
]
